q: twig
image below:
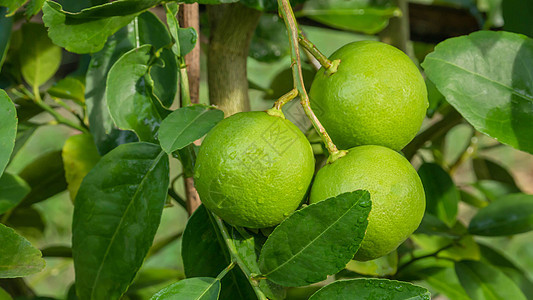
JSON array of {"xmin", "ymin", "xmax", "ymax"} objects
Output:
[
  {"xmin": 396, "ymin": 243, "xmax": 454, "ymax": 274},
  {"xmin": 277, "ymin": 0, "xmax": 340, "ymax": 158}
]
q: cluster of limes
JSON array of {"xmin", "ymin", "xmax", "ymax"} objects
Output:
[{"xmin": 194, "ymin": 41, "xmax": 428, "ymax": 261}]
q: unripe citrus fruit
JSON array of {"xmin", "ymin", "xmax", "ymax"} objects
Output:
[
  {"xmin": 309, "ymin": 145, "xmax": 425, "ymax": 261},
  {"xmin": 309, "ymin": 41, "xmax": 428, "ymax": 151},
  {"xmin": 194, "ymin": 111, "xmax": 315, "ymax": 228}
]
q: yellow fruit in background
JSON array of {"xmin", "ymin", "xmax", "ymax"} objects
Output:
[
  {"xmin": 309, "ymin": 41, "xmax": 428, "ymax": 151},
  {"xmin": 309, "ymin": 145, "xmax": 425, "ymax": 261},
  {"xmin": 194, "ymin": 111, "xmax": 315, "ymax": 228}
]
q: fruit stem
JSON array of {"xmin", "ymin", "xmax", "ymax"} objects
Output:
[
  {"xmin": 298, "ymin": 33, "xmax": 340, "ymax": 74},
  {"xmin": 273, "ymin": 88, "xmax": 298, "ymax": 110},
  {"xmin": 277, "ymin": 0, "xmax": 340, "ymax": 156}
]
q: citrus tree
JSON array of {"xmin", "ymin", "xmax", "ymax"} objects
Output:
[{"xmin": 1, "ymin": 0, "xmax": 533, "ymax": 299}]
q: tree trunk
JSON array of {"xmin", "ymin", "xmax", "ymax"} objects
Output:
[{"xmin": 207, "ymin": 3, "xmax": 261, "ymax": 116}]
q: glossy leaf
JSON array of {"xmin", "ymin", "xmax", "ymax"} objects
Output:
[
  {"xmin": 455, "ymin": 260, "xmax": 526, "ymax": 300},
  {"xmin": 345, "ymin": 251, "xmax": 398, "ymax": 276},
  {"xmin": 158, "ymin": 105, "xmax": 224, "ymax": 154},
  {"xmin": 42, "ymin": 1, "xmax": 135, "ymax": 54},
  {"xmin": 178, "ymin": 27, "xmax": 198, "ymax": 57},
  {"xmin": 0, "ymin": 172, "xmax": 30, "ymax": 214},
  {"xmin": 259, "ymin": 190, "xmax": 371, "ymax": 287},
  {"xmin": 19, "ymin": 23, "xmax": 61, "ymax": 87},
  {"xmin": 106, "ymin": 45, "xmax": 163, "ymax": 142},
  {"xmin": 0, "ymin": 8, "xmax": 13, "ymax": 71},
  {"xmin": 18, "ymin": 151, "xmax": 67, "ymax": 206},
  {"xmin": 502, "ymin": 0, "xmax": 533, "ymax": 37},
  {"xmin": 308, "ymin": 278, "xmax": 431, "ymax": 300},
  {"xmin": 150, "ymin": 277, "xmax": 220, "ymax": 300},
  {"xmin": 418, "ymin": 163, "xmax": 459, "ymax": 227},
  {"xmin": 472, "ymin": 157, "xmax": 518, "ymax": 188},
  {"xmin": 469, "ymin": 193, "xmax": 533, "ymax": 236},
  {"xmin": 0, "ymin": 223, "xmax": 45, "ymax": 278},
  {"xmin": 62, "ymin": 133, "xmax": 101, "ymax": 201},
  {"xmin": 73, "ymin": 142, "xmax": 169, "ymax": 300},
  {"xmin": 182, "ymin": 205, "xmax": 257, "ymax": 300},
  {"xmin": 300, "ymin": 0, "xmax": 400, "ymax": 34},
  {"xmin": 165, "ymin": 3, "xmax": 181, "ymax": 57},
  {"xmin": 249, "ymin": 14, "xmax": 288, "ymax": 62},
  {"xmin": 47, "ymin": 77, "xmax": 85, "ymax": 104},
  {"xmin": 85, "ymin": 27, "xmax": 139, "ymax": 155},
  {"xmin": 0, "ymin": 90, "xmax": 16, "ymax": 176},
  {"xmin": 422, "ymin": 31, "xmax": 533, "ymax": 154}
]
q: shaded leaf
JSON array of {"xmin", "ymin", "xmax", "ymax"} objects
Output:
[
  {"xmin": 259, "ymin": 190, "xmax": 371, "ymax": 287},
  {"xmin": 308, "ymin": 278, "xmax": 431, "ymax": 300},
  {"xmin": 73, "ymin": 142, "xmax": 169, "ymax": 300},
  {"xmin": 182, "ymin": 205, "xmax": 258, "ymax": 300},
  {"xmin": 25, "ymin": 0, "xmax": 46, "ymax": 18},
  {"xmin": 47, "ymin": 77, "xmax": 85, "ymax": 104},
  {"xmin": 502, "ymin": 0, "xmax": 533, "ymax": 37},
  {"xmin": 17, "ymin": 151, "xmax": 67, "ymax": 206},
  {"xmin": 422, "ymin": 31, "xmax": 533, "ymax": 154},
  {"xmin": 249, "ymin": 14, "xmax": 288, "ymax": 62},
  {"xmin": 239, "ymin": 0, "xmax": 305, "ymax": 11},
  {"xmin": 0, "ymin": 286, "xmax": 12, "ymax": 300},
  {"xmin": 5, "ymin": 206, "xmax": 45, "ymax": 233},
  {"xmin": 158, "ymin": 105, "xmax": 224, "ymax": 154},
  {"xmin": 106, "ymin": 45, "xmax": 165, "ymax": 142},
  {"xmin": 418, "ymin": 163, "xmax": 459, "ymax": 227},
  {"xmin": 0, "ymin": 90, "xmax": 17, "ymax": 176},
  {"xmin": 85, "ymin": 27, "xmax": 139, "ymax": 155},
  {"xmin": 423, "ymin": 267, "xmax": 470, "ymax": 300},
  {"xmin": 62, "ymin": 133, "xmax": 100, "ymax": 201},
  {"xmin": 2, "ymin": 0, "xmax": 28, "ymax": 16},
  {"xmin": 0, "ymin": 223, "xmax": 45, "ymax": 278},
  {"xmin": 455, "ymin": 260, "xmax": 526, "ymax": 300},
  {"xmin": 127, "ymin": 268, "xmax": 184, "ymax": 293},
  {"xmin": 411, "ymin": 232, "xmax": 480, "ymax": 261},
  {"xmin": 0, "ymin": 173, "xmax": 30, "ymax": 214},
  {"xmin": 0, "ymin": 8, "xmax": 13, "ymax": 71},
  {"xmin": 459, "ymin": 189, "xmax": 489, "ymax": 208},
  {"xmin": 472, "ymin": 157, "xmax": 518, "ymax": 188},
  {"xmin": 150, "ymin": 277, "xmax": 220, "ymax": 300},
  {"xmin": 19, "ymin": 23, "xmax": 61, "ymax": 87},
  {"xmin": 469, "ymin": 193, "xmax": 533, "ymax": 236},
  {"xmin": 178, "ymin": 28, "xmax": 198, "ymax": 57},
  {"xmin": 471, "ymin": 179, "xmax": 520, "ymax": 202},
  {"xmin": 300, "ymin": 0, "xmax": 400, "ymax": 34},
  {"xmin": 263, "ymin": 67, "xmax": 315, "ymax": 100}
]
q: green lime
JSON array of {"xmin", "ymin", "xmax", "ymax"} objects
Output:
[
  {"xmin": 309, "ymin": 41, "xmax": 428, "ymax": 151},
  {"xmin": 194, "ymin": 111, "xmax": 315, "ymax": 228},
  {"xmin": 309, "ymin": 145, "xmax": 425, "ymax": 261}
]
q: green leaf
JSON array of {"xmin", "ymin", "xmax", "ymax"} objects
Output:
[
  {"xmin": 411, "ymin": 232, "xmax": 480, "ymax": 261},
  {"xmin": 423, "ymin": 267, "xmax": 470, "ymax": 300},
  {"xmin": 300, "ymin": 0, "xmax": 400, "ymax": 34},
  {"xmin": 263, "ymin": 67, "xmax": 315, "ymax": 100},
  {"xmin": 259, "ymin": 190, "xmax": 371, "ymax": 287},
  {"xmin": 0, "ymin": 8, "xmax": 13, "ymax": 71},
  {"xmin": 127, "ymin": 268, "xmax": 183, "ymax": 293},
  {"xmin": 0, "ymin": 223, "xmax": 45, "ymax": 278},
  {"xmin": 345, "ymin": 250, "xmax": 398, "ymax": 276},
  {"xmin": 18, "ymin": 151, "xmax": 67, "ymax": 206},
  {"xmin": 106, "ymin": 45, "xmax": 164, "ymax": 142},
  {"xmin": 150, "ymin": 278, "xmax": 220, "ymax": 300},
  {"xmin": 0, "ymin": 287, "xmax": 12, "ymax": 300},
  {"xmin": 19, "ymin": 23, "xmax": 61, "ymax": 87},
  {"xmin": 42, "ymin": 1, "xmax": 135, "ymax": 54},
  {"xmin": 0, "ymin": 90, "xmax": 17, "ymax": 176},
  {"xmin": 85, "ymin": 27, "xmax": 139, "ymax": 155},
  {"xmin": 0, "ymin": 172, "xmax": 30, "ymax": 214},
  {"xmin": 73, "ymin": 142, "xmax": 169, "ymax": 300},
  {"xmin": 25, "ymin": 0, "xmax": 46, "ymax": 18},
  {"xmin": 308, "ymin": 278, "xmax": 431, "ymax": 300},
  {"xmin": 455, "ymin": 260, "xmax": 527, "ymax": 300},
  {"xmin": 469, "ymin": 193, "xmax": 533, "ymax": 236},
  {"xmin": 158, "ymin": 105, "xmax": 224, "ymax": 154},
  {"xmin": 62, "ymin": 133, "xmax": 100, "ymax": 201},
  {"xmin": 471, "ymin": 180, "xmax": 520, "ymax": 202},
  {"xmin": 422, "ymin": 31, "xmax": 533, "ymax": 154},
  {"xmin": 178, "ymin": 27, "xmax": 198, "ymax": 57},
  {"xmin": 5, "ymin": 206, "xmax": 45, "ymax": 233},
  {"xmin": 182, "ymin": 0, "xmax": 237, "ymax": 5},
  {"xmin": 47, "ymin": 77, "xmax": 85, "ymax": 104},
  {"xmin": 502, "ymin": 0, "xmax": 533, "ymax": 37},
  {"xmin": 459, "ymin": 189, "xmax": 489, "ymax": 208},
  {"xmin": 182, "ymin": 205, "xmax": 258, "ymax": 300},
  {"xmin": 249, "ymin": 14, "xmax": 288, "ymax": 62},
  {"xmin": 2, "ymin": 0, "xmax": 28, "ymax": 16},
  {"xmin": 239, "ymin": 0, "xmax": 305, "ymax": 11},
  {"xmin": 418, "ymin": 163, "xmax": 459, "ymax": 227},
  {"xmin": 472, "ymin": 157, "xmax": 518, "ymax": 188}
]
